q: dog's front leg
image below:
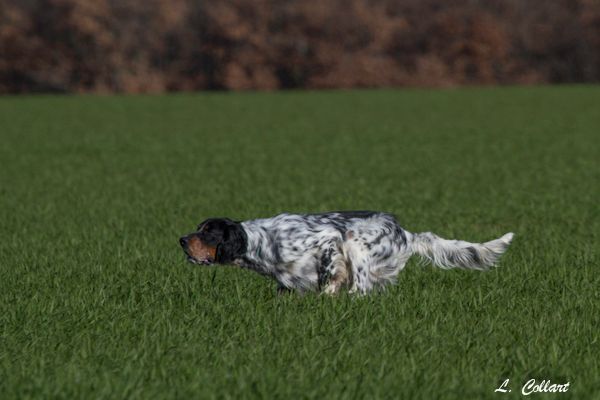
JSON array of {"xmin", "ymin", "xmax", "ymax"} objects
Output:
[{"xmin": 277, "ymin": 284, "xmax": 292, "ymax": 295}]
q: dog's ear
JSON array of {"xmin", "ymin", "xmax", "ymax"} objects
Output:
[
  {"xmin": 197, "ymin": 217, "xmax": 234, "ymax": 232},
  {"xmin": 197, "ymin": 219, "xmax": 211, "ymax": 231},
  {"xmin": 215, "ymin": 220, "xmax": 247, "ymax": 264}
]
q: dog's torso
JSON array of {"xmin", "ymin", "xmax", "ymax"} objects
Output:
[{"xmin": 235, "ymin": 211, "xmax": 412, "ymax": 293}]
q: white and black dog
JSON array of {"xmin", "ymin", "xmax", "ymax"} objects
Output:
[{"xmin": 179, "ymin": 211, "xmax": 513, "ymax": 294}]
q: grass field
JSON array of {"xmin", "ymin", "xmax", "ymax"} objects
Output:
[{"xmin": 0, "ymin": 86, "xmax": 598, "ymax": 399}]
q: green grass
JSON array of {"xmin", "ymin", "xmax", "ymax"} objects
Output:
[{"xmin": 0, "ymin": 86, "xmax": 598, "ymax": 399}]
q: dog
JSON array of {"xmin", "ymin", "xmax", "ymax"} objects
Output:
[{"xmin": 179, "ymin": 211, "xmax": 514, "ymax": 294}]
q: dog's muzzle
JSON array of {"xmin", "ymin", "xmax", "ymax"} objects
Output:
[{"xmin": 179, "ymin": 235, "xmax": 216, "ymax": 265}]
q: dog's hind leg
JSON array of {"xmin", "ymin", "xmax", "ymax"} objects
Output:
[
  {"xmin": 319, "ymin": 241, "xmax": 351, "ymax": 295},
  {"xmin": 342, "ymin": 229, "xmax": 410, "ymax": 294},
  {"xmin": 341, "ymin": 233, "xmax": 374, "ymax": 294},
  {"xmin": 322, "ymin": 262, "xmax": 350, "ymax": 295}
]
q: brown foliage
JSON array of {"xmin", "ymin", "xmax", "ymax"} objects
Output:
[{"xmin": 0, "ymin": 0, "xmax": 599, "ymax": 93}]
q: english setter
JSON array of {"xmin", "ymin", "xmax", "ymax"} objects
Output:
[{"xmin": 179, "ymin": 211, "xmax": 513, "ymax": 294}]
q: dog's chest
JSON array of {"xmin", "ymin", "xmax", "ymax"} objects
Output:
[
  {"xmin": 271, "ymin": 251, "xmax": 322, "ymax": 290},
  {"xmin": 239, "ymin": 245, "xmax": 322, "ymax": 290}
]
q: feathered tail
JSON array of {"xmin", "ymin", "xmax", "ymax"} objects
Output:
[{"xmin": 410, "ymin": 231, "xmax": 514, "ymax": 270}]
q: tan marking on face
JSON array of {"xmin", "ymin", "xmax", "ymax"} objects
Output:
[{"xmin": 187, "ymin": 236, "xmax": 217, "ymax": 261}]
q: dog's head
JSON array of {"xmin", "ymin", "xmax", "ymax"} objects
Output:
[{"xmin": 180, "ymin": 218, "xmax": 247, "ymax": 265}]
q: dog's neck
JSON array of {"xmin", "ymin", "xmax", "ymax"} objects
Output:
[{"xmin": 234, "ymin": 220, "xmax": 279, "ymax": 276}]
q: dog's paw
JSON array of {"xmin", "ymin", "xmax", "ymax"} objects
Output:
[
  {"xmin": 323, "ymin": 283, "xmax": 340, "ymax": 295},
  {"xmin": 277, "ymin": 285, "xmax": 291, "ymax": 295}
]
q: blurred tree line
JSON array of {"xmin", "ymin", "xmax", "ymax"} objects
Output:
[{"xmin": 1, "ymin": 0, "xmax": 599, "ymax": 93}]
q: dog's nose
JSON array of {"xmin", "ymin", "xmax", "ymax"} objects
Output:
[{"xmin": 179, "ymin": 236, "xmax": 188, "ymax": 248}]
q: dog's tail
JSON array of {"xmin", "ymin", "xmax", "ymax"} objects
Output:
[{"xmin": 410, "ymin": 231, "xmax": 514, "ymax": 270}]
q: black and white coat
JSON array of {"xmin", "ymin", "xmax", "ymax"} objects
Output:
[{"xmin": 180, "ymin": 211, "xmax": 513, "ymax": 294}]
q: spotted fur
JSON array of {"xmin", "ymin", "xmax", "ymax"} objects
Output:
[{"xmin": 180, "ymin": 211, "xmax": 514, "ymax": 294}]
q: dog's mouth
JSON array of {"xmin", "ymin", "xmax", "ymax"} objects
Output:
[{"xmin": 186, "ymin": 255, "xmax": 214, "ymax": 266}]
